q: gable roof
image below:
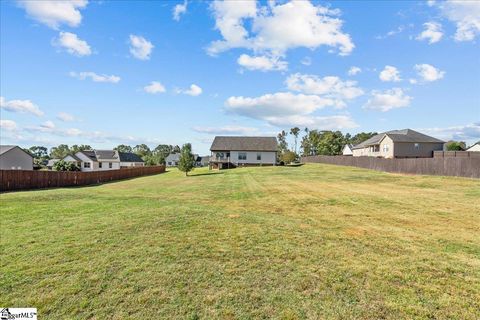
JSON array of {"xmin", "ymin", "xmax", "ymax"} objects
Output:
[
  {"xmin": 63, "ymin": 154, "xmax": 82, "ymax": 162},
  {"xmin": 0, "ymin": 145, "xmax": 33, "ymax": 158},
  {"xmin": 210, "ymin": 136, "xmax": 278, "ymax": 151},
  {"xmin": 165, "ymin": 153, "xmax": 180, "ymax": 161},
  {"xmin": 95, "ymin": 149, "xmax": 119, "ymax": 161},
  {"xmin": 77, "ymin": 150, "xmax": 97, "ymax": 161},
  {"xmin": 119, "ymin": 152, "xmax": 144, "ymax": 162},
  {"xmin": 352, "ymin": 129, "xmax": 444, "ymax": 149},
  {"xmin": 0, "ymin": 145, "xmax": 17, "ymax": 155}
]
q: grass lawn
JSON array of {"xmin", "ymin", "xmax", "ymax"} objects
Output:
[{"xmin": 1, "ymin": 164, "xmax": 479, "ymax": 319}]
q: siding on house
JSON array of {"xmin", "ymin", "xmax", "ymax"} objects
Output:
[
  {"xmin": 0, "ymin": 146, "xmax": 34, "ymax": 170},
  {"xmin": 229, "ymin": 151, "xmax": 276, "ymax": 165}
]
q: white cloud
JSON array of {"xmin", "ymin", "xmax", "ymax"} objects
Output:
[
  {"xmin": 129, "ymin": 35, "xmax": 154, "ymax": 60},
  {"xmin": 53, "ymin": 31, "xmax": 91, "ymax": 56},
  {"xmin": 348, "ymin": 66, "xmax": 361, "ymax": 76},
  {"xmin": 173, "ymin": 1, "xmax": 187, "ymax": 21},
  {"xmin": 379, "ymin": 65, "xmax": 401, "ymax": 82},
  {"xmin": 224, "ymin": 91, "xmax": 357, "ymax": 129},
  {"xmin": 237, "ymin": 54, "xmax": 287, "ymax": 71},
  {"xmin": 192, "ymin": 125, "xmax": 259, "ymax": 135},
  {"xmin": 17, "ymin": 0, "xmax": 88, "ymax": 29},
  {"xmin": 225, "ymin": 92, "xmax": 334, "ymax": 119},
  {"xmin": 416, "ymin": 22, "xmax": 443, "ymax": 44},
  {"xmin": 208, "ymin": 0, "xmax": 354, "ymax": 63},
  {"xmin": 41, "ymin": 120, "xmax": 55, "ymax": 129},
  {"xmin": 414, "ymin": 64, "xmax": 445, "ymax": 82},
  {"xmin": 266, "ymin": 114, "xmax": 358, "ymax": 129},
  {"xmin": 285, "ymin": 73, "xmax": 364, "ymax": 108},
  {"xmin": 375, "ymin": 25, "xmax": 406, "ymax": 40},
  {"xmin": 0, "ymin": 120, "xmax": 17, "ymax": 131},
  {"xmin": 301, "ymin": 57, "xmax": 312, "ymax": 66},
  {"xmin": 437, "ymin": 1, "xmax": 480, "ymax": 41},
  {"xmin": 0, "ymin": 96, "xmax": 44, "ymax": 116},
  {"xmin": 69, "ymin": 71, "xmax": 120, "ymax": 83},
  {"xmin": 419, "ymin": 122, "xmax": 480, "ymax": 143},
  {"xmin": 177, "ymin": 84, "xmax": 203, "ymax": 96},
  {"xmin": 57, "ymin": 112, "xmax": 75, "ymax": 122},
  {"xmin": 144, "ymin": 81, "xmax": 166, "ymax": 94},
  {"xmin": 363, "ymin": 88, "xmax": 412, "ymax": 112}
]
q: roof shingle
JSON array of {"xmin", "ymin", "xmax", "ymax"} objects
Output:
[{"xmin": 210, "ymin": 136, "xmax": 278, "ymax": 151}]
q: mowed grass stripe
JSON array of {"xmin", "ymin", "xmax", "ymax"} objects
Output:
[{"xmin": 1, "ymin": 164, "xmax": 479, "ymax": 319}]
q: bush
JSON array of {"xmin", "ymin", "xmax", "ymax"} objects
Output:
[
  {"xmin": 280, "ymin": 151, "xmax": 297, "ymax": 164},
  {"xmin": 53, "ymin": 160, "xmax": 80, "ymax": 171}
]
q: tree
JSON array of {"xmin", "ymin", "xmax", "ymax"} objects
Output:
[
  {"xmin": 143, "ymin": 155, "xmax": 158, "ymax": 166},
  {"xmin": 71, "ymin": 144, "xmax": 92, "ymax": 153},
  {"xmin": 277, "ymin": 130, "xmax": 288, "ymax": 154},
  {"xmin": 153, "ymin": 144, "xmax": 173, "ymax": 164},
  {"xmin": 29, "ymin": 146, "xmax": 48, "ymax": 159},
  {"xmin": 301, "ymin": 129, "xmax": 322, "ymax": 156},
  {"xmin": 53, "ymin": 160, "xmax": 80, "ymax": 171},
  {"xmin": 29, "ymin": 146, "xmax": 49, "ymax": 168},
  {"xmin": 349, "ymin": 132, "xmax": 377, "ymax": 146},
  {"xmin": 50, "ymin": 144, "xmax": 70, "ymax": 159},
  {"xmin": 178, "ymin": 143, "xmax": 195, "ymax": 176},
  {"xmin": 316, "ymin": 131, "xmax": 347, "ymax": 155},
  {"xmin": 290, "ymin": 127, "xmax": 301, "ymax": 155},
  {"xmin": 133, "ymin": 144, "xmax": 151, "ymax": 159},
  {"xmin": 445, "ymin": 141, "xmax": 466, "ymax": 151},
  {"xmin": 281, "ymin": 151, "xmax": 296, "ymax": 164},
  {"xmin": 114, "ymin": 144, "xmax": 133, "ymax": 153},
  {"xmin": 172, "ymin": 145, "xmax": 181, "ymax": 153}
]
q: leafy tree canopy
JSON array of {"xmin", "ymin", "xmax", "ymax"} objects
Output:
[
  {"xmin": 114, "ymin": 145, "xmax": 133, "ymax": 153},
  {"xmin": 53, "ymin": 160, "xmax": 80, "ymax": 171},
  {"xmin": 178, "ymin": 143, "xmax": 195, "ymax": 176},
  {"xmin": 445, "ymin": 141, "xmax": 466, "ymax": 151}
]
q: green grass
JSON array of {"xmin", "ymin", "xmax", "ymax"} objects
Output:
[{"xmin": 1, "ymin": 164, "xmax": 479, "ymax": 319}]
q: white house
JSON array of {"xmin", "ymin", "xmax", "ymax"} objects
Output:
[
  {"xmin": 466, "ymin": 142, "xmax": 480, "ymax": 152},
  {"xmin": 209, "ymin": 136, "xmax": 277, "ymax": 169},
  {"xmin": 0, "ymin": 145, "xmax": 34, "ymax": 170},
  {"xmin": 342, "ymin": 144, "xmax": 353, "ymax": 156},
  {"xmin": 119, "ymin": 152, "xmax": 145, "ymax": 168},
  {"xmin": 165, "ymin": 153, "xmax": 180, "ymax": 167},
  {"xmin": 62, "ymin": 150, "xmax": 144, "ymax": 171}
]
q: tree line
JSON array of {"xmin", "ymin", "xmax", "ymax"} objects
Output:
[
  {"xmin": 277, "ymin": 128, "xmax": 378, "ymax": 163},
  {"xmin": 25, "ymin": 143, "xmax": 184, "ymax": 168}
]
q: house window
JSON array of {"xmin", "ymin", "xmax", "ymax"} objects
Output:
[
  {"xmin": 383, "ymin": 144, "xmax": 389, "ymax": 153},
  {"xmin": 414, "ymin": 143, "xmax": 420, "ymax": 150},
  {"xmin": 84, "ymin": 162, "xmax": 91, "ymax": 168},
  {"xmin": 109, "ymin": 162, "xmax": 112, "ymax": 168},
  {"xmin": 238, "ymin": 152, "xmax": 247, "ymax": 160},
  {"xmin": 257, "ymin": 153, "xmax": 262, "ymax": 160},
  {"xmin": 99, "ymin": 162, "xmax": 103, "ymax": 168},
  {"xmin": 168, "ymin": 162, "xmax": 172, "ymax": 165},
  {"xmin": 216, "ymin": 152, "xmax": 224, "ymax": 159}
]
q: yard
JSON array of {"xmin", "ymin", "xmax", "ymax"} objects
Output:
[{"xmin": 1, "ymin": 164, "xmax": 479, "ymax": 319}]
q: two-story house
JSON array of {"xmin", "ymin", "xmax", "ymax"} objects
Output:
[{"xmin": 351, "ymin": 129, "xmax": 444, "ymax": 158}]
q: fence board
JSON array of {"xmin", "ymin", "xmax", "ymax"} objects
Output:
[
  {"xmin": 301, "ymin": 156, "xmax": 480, "ymax": 179},
  {"xmin": 1, "ymin": 166, "xmax": 166, "ymax": 192}
]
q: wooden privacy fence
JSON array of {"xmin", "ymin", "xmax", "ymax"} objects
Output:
[
  {"xmin": 301, "ymin": 156, "xmax": 480, "ymax": 179},
  {"xmin": 0, "ymin": 165, "xmax": 166, "ymax": 192}
]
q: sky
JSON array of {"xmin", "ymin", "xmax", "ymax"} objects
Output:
[{"xmin": 1, "ymin": 0, "xmax": 479, "ymax": 155}]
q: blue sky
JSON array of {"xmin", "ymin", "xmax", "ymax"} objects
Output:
[{"xmin": 1, "ymin": 0, "xmax": 479, "ymax": 154}]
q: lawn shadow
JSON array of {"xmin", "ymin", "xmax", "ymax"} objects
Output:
[{"xmin": 188, "ymin": 171, "xmax": 225, "ymax": 177}]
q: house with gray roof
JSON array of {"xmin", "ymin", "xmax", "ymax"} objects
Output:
[
  {"xmin": 351, "ymin": 129, "xmax": 444, "ymax": 158},
  {"xmin": 210, "ymin": 136, "xmax": 277, "ymax": 169},
  {"xmin": 0, "ymin": 145, "xmax": 33, "ymax": 170},
  {"xmin": 165, "ymin": 153, "xmax": 180, "ymax": 167},
  {"xmin": 61, "ymin": 150, "xmax": 144, "ymax": 171}
]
